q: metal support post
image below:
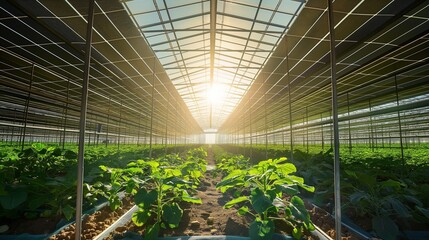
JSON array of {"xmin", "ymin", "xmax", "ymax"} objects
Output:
[
  {"xmin": 21, "ymin": 63, "xmax": 35, "ymax": 151},
  {"xmin": 347, "ymin": 93, "xmax": 352, "ymax": 154},
  {"xmin": 264, "ymin": 96, "xmax": 268, "ymax": 159},
  {"xmin": 286, "ymin": 38, "xmax": 294, "ymax": 161},
  {"xmin": 321, "ymin": 114, "xmax": 325, "ymax": 151},
  {"xmin": 118, "ymin": 101, "xmax": 122, "ymax": 152},
  {"xmin": 369, "ymin": 99, "xmax": 374, "ymax": 151},
  {"xmin": 75, "ymin": 1, "xmax": 95, "ymax": 239},
  {"xmin": 149, "ymin": 58, "xmax": 155, "ymax": 160},
  {"xmin": 327, "ymin": 1, "xmax": 342, "ymax": 239},
  {"xmin": 394, "ymin": 76, "xmax": 405, "ymax": 168},
  {"xmin": 106, "ymin": 98, "xmax": 110, "ymax": 147},
  {"xmin": 62, "ymin": 79, "xmax": 70, "ymax": 149}
]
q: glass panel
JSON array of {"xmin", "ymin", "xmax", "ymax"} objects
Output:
[{"xmin": 123, "ymin": 0, "xmax": 306, "ymax": 129}]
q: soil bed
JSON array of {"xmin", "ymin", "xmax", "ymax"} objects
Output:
[
  {"xmin": 29, "ymin": 148, "xmax": 362, "ymax": 240},
  {"xmin": 108, "ymin": 148, "xmax": 322, "ymax": 239},
  {"xmin": 49, "ymin": 198, "xmax": 133, "ymax": 240}
]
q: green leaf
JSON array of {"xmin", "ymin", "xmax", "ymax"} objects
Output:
[
  {"xmin": 372, "ymin": 215, "xmax": 399, "ymax": 240},
  {"xmin": 125, "ymin": 167, "xmax": 144, "ymax": 174},
  {"xmin": 181, "ymin": 190, "xmax": 202, "ymax": 204},
  {"xmin": 276, "ymin": 184, "xmax": 299, "ymax": 195},
  {"xmin": 165, "ymin": 177, "xmax": 191, "ymax": 186},
  {"xmin": 32, "ymin": 143, "xmax": 46, "ymax": 152},
  {"xmin": 64, "ymin": 150, "xmax": 77, "ymax": 160},
  {"xmin": 277, "ymin": 163, "xmax": 296, "ymax": 175},
  {"xmin": 380, "ymin": 179, "xmax": 402, "ymax": 189},
  {"xmin": 386, "ymin": 197, "xmax": 410, "ymax": 218},
  {"xmin": 224, "ymin": 196, "xmax": 248, "ymax": 209},
  {"xmin": 237, "ymin": 206, "xmax": 249, "ymax": 216},
  {"xmin": 28, "ymin": 196, "xmax": 46, "ymax": 210},
  {"xmin": 132, "ymin": 209, "xmax": 151, "ymax": 227},
  {"xmin": 162, "ymin": 202, "xmax": 183, "ymax": 228},
  {"xmin": 145, "ymin": 222, "xmax": 160, "ymax": 240},
  {"xmin": 349, "ymin": 191, "xmax": 367, "ymax": 204},
  {"xmin": 251, "ymin": 188, "xmax": 274, "ymax": 214},
  {"xmin": 292, "ymin": 225, "xmax": 304, "ymax": 240},
  {"xmin": 62, "ymin": 204, "xmax": 75, "ymax": 220},
  {"xmin": 109, "ymin": 195, "xmax": 121, "ymax": 210},
  {"xmin": 289, "ymin": 196, "xmax": 312, "ymax": 227},
  {"xmin": 134, "ymin": 189, "xmax": 157, "ymax": 209},
  {"xmin": 416, "ymin": 206, "xmax": 429, "ymax": 219},
  {"xmin": 0, "ymin": 189, "xmax": 27, "ymax": 210},
  {"xmin": 249, "ymin": 219, "xmax": 274, "ymax": 240}
]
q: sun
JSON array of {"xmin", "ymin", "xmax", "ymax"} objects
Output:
[{"xmin": 207, "ymin": 83, "xmax": 227, "ymax": 106}]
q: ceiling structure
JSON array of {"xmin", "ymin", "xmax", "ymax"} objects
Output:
[
  {"xmin": 123, "ymin": 0, "xmax": 306, "ymax": 130},
  {"xmin": 219, "ymin": 0, "xmax": 429, "ymax": 139},
  {"xmin": 1, "ymin": 0, "xmax": 428, "ymax": 142}
]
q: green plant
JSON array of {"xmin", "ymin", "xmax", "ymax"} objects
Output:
[
  {"xmin": 344, "ymin": 170, "xmax": 422, "ymax": 240},
  {"xmin": 216, "ymin": 157, "xmax": 315, "ymax": 239},
  {"xmin": 131, "ymin": 160, "xmax": 202, "ymax": 240}
]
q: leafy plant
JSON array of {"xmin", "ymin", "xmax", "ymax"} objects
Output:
[
  {"xmin": 131, "ymin": 160, "xmax": 202, "ymax": 240},
  {"xmin": 216, "ymin": 157, "xmax": 315, "ymax": 239},
  {"xmin": 344, "ymin": 170, "xmax": 422, "ymax": 240}
]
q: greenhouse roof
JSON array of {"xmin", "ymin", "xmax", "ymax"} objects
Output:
[
  {"xmin": 123, "ymin": 0, "xmax": 305, "ymax": 130},
  {"xmin": 0, "ymin": 0, "xmax": 428, "ymax": 137}
]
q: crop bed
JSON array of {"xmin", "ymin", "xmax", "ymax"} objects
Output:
[{"xmin": 45, "ymin": 147, "xmax": 360, "ymax": 240}]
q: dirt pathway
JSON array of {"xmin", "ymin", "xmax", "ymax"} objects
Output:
[{"xmin": 162, "ymin": 146, "xmax": 250, "ymax": 237}]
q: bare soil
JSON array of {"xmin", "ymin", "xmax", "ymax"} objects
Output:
[{"xmin": 49, "ymin": 198, "xmax": 133, "ymax": 240}]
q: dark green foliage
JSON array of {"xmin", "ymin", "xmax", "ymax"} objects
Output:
[{"xmin": 216, "ymin": 157, "xmax": 315, "ymax": 239}]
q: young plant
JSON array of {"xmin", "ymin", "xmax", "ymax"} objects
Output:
[
  {"xmin": 131, "ymin": 160, "xmax": 202, "ymax": 240},
  {"xmin": 216, "ymin": 157, "xmax": 315, "ymax": 240}
]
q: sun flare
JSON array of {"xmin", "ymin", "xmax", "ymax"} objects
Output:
[{"xmin": 207, "ymin": 84, "xmax": 227, "ymax": 106}]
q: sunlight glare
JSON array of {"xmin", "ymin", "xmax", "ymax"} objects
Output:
[{"xmin": 207, "ymin": 84, "xmax": 227, "ymax": 106}]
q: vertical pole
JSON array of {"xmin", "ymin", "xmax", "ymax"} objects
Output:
[
  {"xmin": 394, "ymin": 76, "xmax": 405, "ymax": 167},
  {"xmin": 249, "ymin": 102, "xmax": 253, "ymax": 160},
  {"xmin": 21, "ymin": 63, "xmax": 35, "ymax": 151},
  {"xmin": 327, "ymin": 1, "xmax": 342, "ymax": 239},
  {"xmin": 117, "ymin": 101, "xmax": 122, "ymax": 152},
  {"xmin": 321, "ymin": 114, "xmax": 325, "ymax": 151},
  {"xmin": 306, "ymin": 107, "xmax": 309, "ymax": 154},
  {"xmin": 369, "ymin": 99, "xmax": 374, "ymax": 151},
  {"xmin": 75, "ymin": 1, "xmax": 94, "ymax": 239},
  {"xmin": 149, "ymin": 57, "xmax": 155, "ymax": 160},
  {"xmin": 286, "ymin": 38, "xmax": 294, "ymax": 161},
  {"xmin": 137, "ymin": 116, "xmax": 141, "ymax": 146},
  {"xmin": 164, "ymin": 100, "xmax": 169, "ymax": 156},
  {"xmin": 105, "ymin": 98, "xmax": 110, "ymax": 147},
  {"xmin": 347, "ymin": 93, "xmax": 352, "ymax": 154},
  {"xmin": 264, "ymin": 96, "xmax": 268, "ymax": 159},
  {"xmin": 94, "ymin": 117, "xmax": 97, "ymax": 146},
  {"xmin": 242, "ymin": 115, "xmax": 246, "ymax": 156},
  {"xmin": 10, "ymin": 109, "xmax": 17, "ymax": 146},
  {"xmin": 62, "ymin": 79, "xmax": 70, "ymax": 150}
]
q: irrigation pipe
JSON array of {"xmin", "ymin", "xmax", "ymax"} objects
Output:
[{"xmin": 94, "ymin": 205, "xmax": 139, "ymax": 240}]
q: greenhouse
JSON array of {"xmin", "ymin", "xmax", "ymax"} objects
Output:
[{"xmin": 0, "ymin": 0, "xmax": 428, "ymax": 240}]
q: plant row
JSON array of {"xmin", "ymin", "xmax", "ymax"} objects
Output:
[
  {"xmin": 99, "ymin": 147, "xmax": 208, "ymax": 240},
  {"xmin": 213, "ymin": 146, "xmax": 316, "ymax": 240},
  {"xmin": 0, "ymin": 143, "xmax": 196, "ymax": 231},
  {"xmin": 220, "ymin": 144, "xmax": 429, "ymax": 240}
]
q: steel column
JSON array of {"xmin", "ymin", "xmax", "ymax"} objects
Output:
[
  {"xmin": 62, "ymin": 79, "xmax": 70, "ymax": 149},
  {"xmin": 394, "ymin": 76, "xmax": 405, "ymax": 169},
  {"xmin": 75, "ymin": 1, "xmax": 95, "ymax": 239},
  {"xmin": 149, "ymin": 58, "xmax": 155, "ymax": 160},
  {"xmin": 327, "ymin": 1, "xmax": 342, "ymax": 239},
  {"xmin": 286, "ymin": 38, "xmax": 294, "ymax": 161},
  {"xmin": 21, "ymin": 63, "xmax": 35, "ymax": 150},
  {"xmin": 347, "ymin": 93, "xmax": 352, "ymax": 154}
]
